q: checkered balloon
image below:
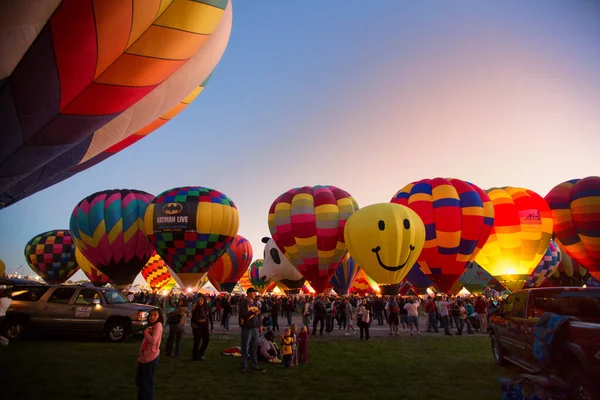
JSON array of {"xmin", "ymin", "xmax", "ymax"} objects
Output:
[
  {"xmin": 24, "ymin": 230, "xmax": 79, "ymax": 284},
  {"xmin": 524, "ymin": 240, "xmax": 562, "ymax": 288},
  {"xmin": 141, "ymin": 253, "xmax": 179, "ymax": 290}
]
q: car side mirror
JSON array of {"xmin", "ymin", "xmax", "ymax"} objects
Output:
[{"xmin": 92, "ymin": 298, "xmax": 101, "ymax": 305}]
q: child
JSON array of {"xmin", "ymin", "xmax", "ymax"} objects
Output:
[
  {"xmin": 280, "ymin": 328, "xmax": 295, "ymax": 368},
  {"xmin": 297, "ymin": 325, "xmax": 309, "ymax": 364},
  {"xmin": 290, "ymin": 324, "xmax": 298, "ymax": 366}
]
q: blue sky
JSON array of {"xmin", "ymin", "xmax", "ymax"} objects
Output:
[{"xmin": 1, "ymin": 0, "xmax": 599, "ymax": 284}]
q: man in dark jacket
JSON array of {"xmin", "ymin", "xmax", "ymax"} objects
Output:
[{"xmin": 239, "ymin": 288, "xmax": 262, "ymax": 372}]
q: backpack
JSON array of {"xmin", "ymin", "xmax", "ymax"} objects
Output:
[
  {"xmin": 391, "ymin": 303, "xmax": 400, "ymax": 314},
  {"xmin": 315, "ymin": 301, "xmax": 326, "ymax": 315}
]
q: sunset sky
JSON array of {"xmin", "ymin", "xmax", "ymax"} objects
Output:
[{"xmin": 1, "ymin": 1, "xmax": 599, "ymax": 284}]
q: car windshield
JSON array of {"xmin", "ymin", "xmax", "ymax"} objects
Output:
[
  {"xmin": 101, "ymin": 290, "xmax": 129, "ymax": 304},
  {"xmin": 532, "ymin": 290, "xmax": 600, "ymax": 322}
]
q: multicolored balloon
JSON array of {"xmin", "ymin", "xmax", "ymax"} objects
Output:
[
  {"xmin": 545, "ymin": 177, "xmax": 600, "ymax": 282},
  {"xmin": 260, "ymin": 237, "xmax": 305, "ymax": 292},
  {"xmin": 24, "ymin": 230, "xmax": 79, "ymax": 284},
  {"xmin": 391, "ymin": 178, "xmax": 495, "ymax": 293},
  {"xmin": 238, "ymin": 269, "xmax": 253, "ymax": 291},
  {"xmin": 456, "ymin": 262, "xmax": 493, "ymax": 294},
  {"xmin": 207, "ymin": 235, "xmax": 253, "ymax": 293},
  {"xmin": 75, "ymin": 247, "xmax": 112, "ymax": 286},
  {"xmin": 344, "ymin": 203, "xmax": 425, "ymax": 291},
  {"xmin": 268, "ymin": 185, "xmax": 359, "ymax": 293},
  {"xmin": 0, "ymin": 258, "xmax": 5, "ymax": 277},
  {"xmin": 523, "ymin": 240, "xmax": 562, "ymax": 288},
  {"xmin": 405, "ymin": 265, "xmax": 434, "ymax": 291},
  {"xmin": 475, "ymin": 187, "xmax": 553, "ymax": 291},
  {"xmin": 249, "ymin": 259, "xmax": 271, "ymax": 295},
  {"xmin": 350, "ymin": 269, "xmax": 379, "ymax": 295},
  {"xmin": 70, "ymin": 189, "xmax": 155, "ymax": 286},
  {"xmin": 330, "ymin": 253, "xmax": 360, "ymax": 295},
  {"xmin": 142, "ymin": 253, "xmax": 180, "ymax": 291},
  {"xmin": 541, "ymin": 249, "xmax": 591, "ymax": 287},
  {"xmin": 143, "ymin": 186, "xmax": 239, "ymax": 289},
  {"xmin": 0, "ymin": 0, "xmax": 232, "ymax": 209}
]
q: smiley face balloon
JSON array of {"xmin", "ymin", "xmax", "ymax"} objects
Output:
[{"xmin": 344, "ymin": 203, "xmax": 425, "ymax": 286}]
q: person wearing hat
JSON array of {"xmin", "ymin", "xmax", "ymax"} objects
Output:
[{"xmin": 239, "ymin": 288, "xmax": 262, "ymax": 372}]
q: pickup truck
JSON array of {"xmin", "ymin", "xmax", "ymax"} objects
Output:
[
  {"xmin": 488, "ymin": 287, "xmax": 600, "ymax": 399},
  {"xmin": 1, "ymin": 284, "xmax": 157, "ymax": 342}
]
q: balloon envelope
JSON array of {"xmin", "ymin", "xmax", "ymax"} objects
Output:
[
  {"xmin": 142, "ymin": 253, "xmax": 180, "ymax": 291},
  {"xmin": 523, "ymin": 240, "xmax": 562, "ymax": 288},
  {"xmin": 260, "ymin": 237, "xmax": 305, "ymax": 291},
  {"xmin": 391, "ymin": 178, "xmax": 495, "ymax": 293},
  {"xmin": 330, "ymin": 253, "xmax": 360, "ymax": 295},
  {"xmin": 208, "ymin": 235, "xmax": 253, "ymax": 293},
  {"xmin": 249, "ymin": 260, "xmax": 271, "ymax": 295},
  {"xmin": 75, "ymin": 247, "xmax": 111, "ymax": 286},
  {"xmin": 24, "ymin": 230, "xmax": 79, "ymax": 284},
  {"xmin": 456, "ymin": 262, "xmax": 493, "ymax": 293},
  {"xmin": 70, "ymin": 189, "xmax": 155, "ymax": 286}
]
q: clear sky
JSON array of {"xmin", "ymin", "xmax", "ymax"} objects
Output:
[{"xmin": 1, "ymin": 1, "xmax": 599, "ymax": 285}]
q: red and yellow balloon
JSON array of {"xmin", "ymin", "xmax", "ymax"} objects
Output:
[{"xmin": 207, "ymin": 235, "xmax": 253, "ymax": 293}]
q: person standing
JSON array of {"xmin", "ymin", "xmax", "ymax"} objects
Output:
[
  {"xmin": 165, "ymin": 298, "xmax": 189, "ymax": 357},
  {"xmin": 311, "ymin": 296, "xmax": 326, "ymax": 336},
  {"xmin": 136, "ymin": 309, "xmax": 163, "ymax": 400},
  {"xmin": 239, "ymin": 288, "xmax": 262, "ymax": 372},
  {"xmin": 270, "ymin": 298, "xmax": 280, "ymax": 332},
  {"xmin": 425, "ymin": 297, "xmax": 439, "ymax": 333},
  {"xmin": 0, "ymin": 289, "xmax": 12, "ymax": 345},
  {"xmin": 474, "ymin": 295, "xmax": 488, "ymax": 334},
  {"xmin": 191, "ymin": 296, "xmax": 213, "ymax": 361},
  {"xmin": 221, "ymin": 295, "xmax": 232, "ymax": 331}
]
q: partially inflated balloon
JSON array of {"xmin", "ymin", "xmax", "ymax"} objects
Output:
[
  {"xmin": 391, "ymin": 178, "xmax": 495, "ymax": 293},
  {"xmin": 330, "ymin": 253, "xmax": 360, "ymax": 295},
  {"xmin": 143, "ymin": 186, "xmax": 239, "ymax": 289},
  {"xmin": 142, "ymin": 253, "xmax": 180, "ymax": 291},
  {"xmin": 24, "ymin": 230, "xmax": 79, "ymax": 284},
  {"xmin": 545, "ymin": 177, "xmax": 600, "ymax": 281},
  {"xmin": 70, "ymin": 189, "xmax": 155, "ymax": 286},
  {"xmin": 524, "ymin": 240, "xmax": 562, "ymax": 288},
  {"xmin": 268, "ymin": 185, "xmax": 359, "ymax": 293},
  {"xmin": 75, "ymin": 247, "xmax": 111, "ymax": 286},
  {"xmin": 456, "ymin": 262, "xmax": 493, "ymax": 293},
  {"xmin": 208, "ymin": 235, "xmax": 253, "ymax": 293},
  {"xmin": 405, "ymin": 265, "xmax": 434, "ymax": 291},
  {"xmin": 475, "ymin": 187, "xmax": 553, "ymax": 291},
  {"xmin": 249, "ymin": 260, "xmax": 270, "ymax": 295},
  {"xmin": 344, "ymin": 203, "xmax": 425, "ymax": 289}
]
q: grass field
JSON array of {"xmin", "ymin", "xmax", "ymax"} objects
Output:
[{"xmin": 0, "ymin": 334, "xmax": 514, "ymax": 400}]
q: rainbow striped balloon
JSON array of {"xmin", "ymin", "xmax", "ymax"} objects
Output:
[
  {"xmin": 350, "ymin": 269, "xmax": 379, "ymax": 295},
  {"xmin": 391, "ymin": 178, "xmax": 495, "ymax": 293},
  {"xmin": 208, "ymin": 235, "xmax": 253, "ymax": 293},
  {"xmin": 330, "ymin": 253, "xmax": 360, "ymax": 295},
  {"xmin": 475, "ymin": 187, "xmax": 553, "ymax": 291},
  {"xmin": 268, "ymin": 185, "xmax": 359, "ymax": 293},
  {"xmin": 24, "ymin": 230, "xmax": 79, "ymax": 284},
  {"xmin": 70, "ymin": 189, "xmax": 155, "ymax": 286},
  {"xmin": 142, "ymin": 253, "xmax": 179, "ymax": 291},
  {"xmin": 523, "ymin": 240, "xmax": 562, "ymax": 288},
  {"xmin": 545, "ymin": 177, "xmax": 600, "ymax": 281}
]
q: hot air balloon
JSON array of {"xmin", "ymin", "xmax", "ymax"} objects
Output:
[
  {"xmin": 330, "ymin": 253, "xmax": 360, "ymax": 295},
  {"xmin": 143, "ymin": 186, "xmax": 239, "ymax": 289},
  {"xmin": 350, "ymin": 269, "xmax": 380, "ymax": 296},
  {"xmin": 344, "ymin": 203, "xmax": 425, "ymax": 294},
  {"xmin": 455, "ymin": 262, "xmax": 493, "ymax": 294},
  {"xmin": 523, "ymin": 240, "xmax": 562, "ymax": 288},
  {"xmin": 207, "ymin": 235, "xmax": 253, "ymax": 293},
  {"xmin": 142, "ymin": 253, "xmax": 181, "ymax": 291},
  {"xmin": 475, "ymin": 187, "xmax": 553, "ymax": 291},
  {"xmin": 545, "ymin": 177, "xmax": 600, "ymax": 282},
  {"xmin": 260, "ymin": 237, "xmax": 305, "ymax": 293},
  {"xmin": 541, "ymin": 249, "xmax": 591, "ymax": 287},
  {"xmin": 238, "ymin": 269, "xmax": 253, "ymax": 291},
  {"xmin": 391, "ymin": 178, "xmax": 495, "ymax": 293},
  {"xmin": 24, "ymin": 230, "xmax": 79, "ymax": 284},
  {"xmin": 268, "ymin": 185, "xmax": 359, "ymax": 293},
  {"xmin": 0, "ymin": 1, "xmax": 233, "ymax": 209},
  {"xmin": 0, "ymin": 258, "xmax": 5, "ymax": 277},
  {"xmin": 70, "ymin": 189, "xmax": 155, "ymax": 287},
  {"xmin": 249, "ymin": 260, "xmax": 271, "ymax": 295},
  {"xmin": 405, "ymin": 264, "xmax": 435, "ymax": 292},
  {"xmin": 75, "ymin": 247, "xmax": 112, "ymax": 287}
]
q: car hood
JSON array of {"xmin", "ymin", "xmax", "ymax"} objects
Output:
[{"xmin": 106, "ymin": 302, "xmax": 157, "ymax": 312}]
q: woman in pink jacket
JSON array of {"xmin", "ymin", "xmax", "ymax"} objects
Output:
[{"xmin": 137, "ymin": 308, "xmax": 163, "ymax": 400}]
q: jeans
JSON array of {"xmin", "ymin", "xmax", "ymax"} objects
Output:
[
  {"xmin": 452, "ymin": 316, "xmax": 462, "ymax": 334},
  {"xmin": 192, "ymin": 321, "xmax": 210, "ymax": 360},
  {"xmin": 325, "ymin": 315, "xmax": 333, "ymax": 333},
  {"xmin": 441, "ymin": 315, "xmax": 451, "ymax": 334},
  {"xmin": 359, "ymin": 321, "xmax": 370, "ymax": 340},
  {"xmin": 165, "ymin": 323, "xmax": 184, "ymax": 356},
  {"xmin": 287, "ymin": 311, "xmax": 292, "ymax": 326},
  {"xmin": 302, "ymin": 314, "xmax": 310, "ymax": 328},
  {"xmin": 241, "ymin": 327, "xmax": 259, "ymax": 370},
  {"xmin": 136, "ymin": 356, "xmax": 159, "ymax": 400},
  {"xmin": 312, "ymin": 315, "xmax": 325, "ymax": 335},
  {"xmin": 375, "ymin": 310, "xmax": 384, "ymax": 325},
  {"xmin": 427, "ymin": 312, "xmax": 438, "ymax": 332},
  {"xmin": 222, "ymin": 313, "xmax": 231, "ymax": 330}
]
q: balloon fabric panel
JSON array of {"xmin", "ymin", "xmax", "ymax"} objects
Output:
[
  {"xmin": 142, "ymin": 253, "xmax": 177, "ymax": 290},
  {"xmin": 75, "ymin": 247, "xmax": 112, "ymax": 286},
  {"xmin": 24, "ymin": 230, "xmax": 79, "ymax": 284},
  {"xmin": 208, "ymin": 235, "xmax": 253, "ymax": 292},
  {"xmin": 524, "ymin": 240, "xmax": 561, "ymax": 288},
  {"xmin": 249, "ymin": 259, "xmax": 271, "ymax": 294},
  {"xmin": 330, "ymin": 253, "xmax": 360, "ymax": 295}
]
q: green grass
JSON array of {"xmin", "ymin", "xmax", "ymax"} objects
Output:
[{"xmin": 0, "ymin": 334, "xmax": 514, "ymax": 400}]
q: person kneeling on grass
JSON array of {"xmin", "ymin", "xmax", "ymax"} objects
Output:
[
  {"xmin": 258, "ymin": 330, "xmax": 281, "ymax": 362},
  {"xmin": 281, "ymin": 328, "xmax": 295, "ymax": 368}
]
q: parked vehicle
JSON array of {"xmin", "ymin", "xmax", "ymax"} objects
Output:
[
  {"xmin": 488, "ymin": 287, "xmax": 600, "ymax": 399},
  {"xmin": 1, "ymin": 284, "xmax": 157, "ymax": 342}
]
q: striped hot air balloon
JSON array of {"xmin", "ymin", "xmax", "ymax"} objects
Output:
[
  {"xmin": 238, "ymin": 269, "xmax": 253, "ymax": 291},
  {"xmin": 391, "ymin": 178, "xmax": 495, "ymax": 293},
  {"xmin": 330, "ymin": 253, "xmax": 360, "ymax": 295},
  {"xmin": 75, "ymin": 247, "xmax": 111, "ymax": 286},
  {"xmin": 207, "ymin": 235, "xmax": 253, "ymax": 293},
  {"xmin": 545, "ymin": 177, "xmax": 600, "ymax": 282},
  {"xmin": 24, "ymin": 230, "xmax": 79, "ymax": 284},
  {"xmin": 523, "ymin": 240, "xmax": 562, "ymax": 288}
]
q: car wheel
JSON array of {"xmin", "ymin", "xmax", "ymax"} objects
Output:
[
  {"xmin": 4, "ymin": 317, "xmax": 26, "ymax": 340},
  {"xmin": 491, "ymin": 334, "xmax": 506, "ymax": 366},
  {"xmin": 105, "ymin": 320, "xmax": 130, "ymax": 343}
]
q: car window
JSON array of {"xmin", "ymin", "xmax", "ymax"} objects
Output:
[
  {"xmin": 75, "ymin": 289, "xmax": 100, "ymax": 305},
  {"xmin": 503, "ymin": 292, "xmax": 528, "ymax": 318},
  {"xmin": 532, "ymin": 290, "xmax": 600, "ymax": 322},
  {"xmin": 101, "ymin": 289, "xmax": 129, "ymax": 304},
  {"xmin": 47, "ymin": 288, "xmax": 76, "ymax": 304},
  {"xmin": 11, "ymin": 286, "xmax": 50, "ymax": 301}
]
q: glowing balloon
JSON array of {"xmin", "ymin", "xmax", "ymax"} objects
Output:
[
  {"xmin": 344, "ymin": 203, "xmax": 425, "ymax": 292},
  {"xmin": 545, "ymin": 177, "xmax": 600, "ymax": 281},
  {"xmin": 24, "ymin": 230, "xmax": 79, "ymax": 284},
  {"xmin": 330, "ymin": 253, "xmax": 360, "ymax": 295},
  {"xmin": 523, "ymin": 240, "xmax": 562, "ymax": 288},
  {"xmin": 0, "ymin": 0, "xmax": 233, "ymax": 209},
  {"xmin": 541, "ymin": 249, "xmax": 591, "ymax": 287},
  {"xmin": 75, "ymin": 247, "xmax": 111, "ymax": 286},
  {"xmin": 142, "ymin": 253, "xmax": 181, "ymax": 291},
  {"xmin": 350, "ymin": 269, "xmax": 379, "ymax": 295},
  {"xmin": 70, "ymin": 189, "xmax": 155, "ymax": 286},
  {"xmin": 268, "ymin": 185, "xmax": 359, "ymax": 293},
  {"xmin": 391, "ymin": 178, "xmax": 495, "ymax": 293},
  {"xmin": 207, "ymin": 235, "xmax": 253, "ymax": 293},
  {"xmin": 238, "ymin": 269, "xmax": 253, "ymax": 291},
  {"xmin": 143, "ymin": 186, "xmax": 239, "ymax": 289},
  {"xmin": 249, "ymin": 259, "xmax": 270, "ymax": 295},
  {"xmin": 260, "ymin": 237, "xmax": 305, "ymax": 292},
  {"xmin": 475, "ymin": 187, "xmax": 553, "ymax": 291}
]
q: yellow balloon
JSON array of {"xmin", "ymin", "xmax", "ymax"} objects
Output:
[
  {"xmin": 0, "ymin": 258, "xmax": 5, "ymax": 277},
  {"xmin": 344, "ymin": 203, "xmax": 425, "ymax": 285}
]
